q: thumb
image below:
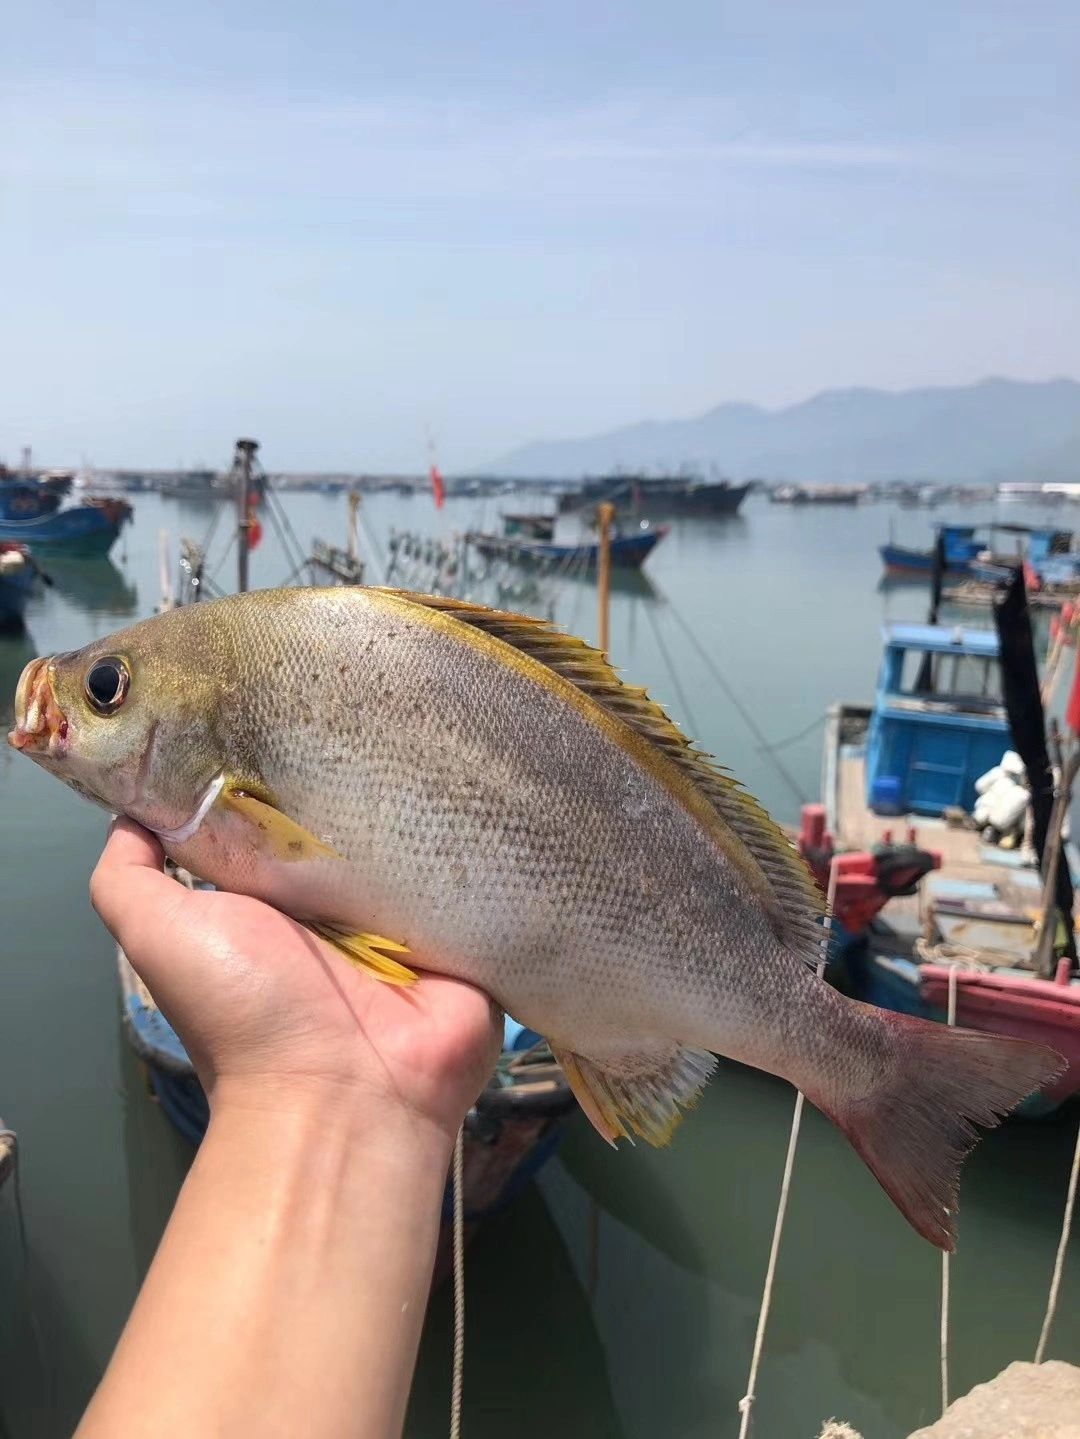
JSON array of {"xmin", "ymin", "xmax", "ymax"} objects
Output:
[{"xmin": 90, "ymin": 818, "xmax": 182, "ymax": 960}]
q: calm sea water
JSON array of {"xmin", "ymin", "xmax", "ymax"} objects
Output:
[{"xmin": 0, "ymin": 489, "xmax": 1077, "ymax": 1438}]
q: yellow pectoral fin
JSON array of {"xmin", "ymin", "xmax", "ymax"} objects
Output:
[
  {"xmin": 218, "ymin": 787, "xmax": 343, "ymax": 863},
  {"xmin": 312, "ymin": 923, "xmax": 418, "ymax": 987}
]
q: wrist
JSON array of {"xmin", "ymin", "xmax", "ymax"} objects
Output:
[{"xmin": 206, "ymin": 1074, "xmax": 457, "ymax": 1177}]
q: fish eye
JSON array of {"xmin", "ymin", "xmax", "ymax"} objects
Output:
[{"xmin": 84, "ymin": 656, "xmax": 130, "ymax": 715}]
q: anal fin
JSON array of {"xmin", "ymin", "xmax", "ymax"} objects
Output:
[
  {"xmin": 312, "ymin": 924, "xmax": 418, "ymax": 987},
  {"xmin": 550, "ymin": 1042, "xmax": 717, "ymax": 1148}
]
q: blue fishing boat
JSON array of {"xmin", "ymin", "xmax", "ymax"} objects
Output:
[
  {"xmin": 878, "ymin": 524, "xmax": 985, "ymax": 580},
  {"xmin": 116, "ymin": 894, "xmax": 574, "ymax": 1255},
  {"xmin": 468, "ymin": 521, "xmax": 667, "ymax": 571},
  {"xmin": 811, "ymin": 617, "xmax": 1080, "ymax": 1113},
  {"xmin": 0, "ymin": 544, "xmax": 38, "ymax": 631},
  {"xmin": 501, "ymin": 511, "xmax": 556, "ymax": 541},
  {"xmin": 864, "ymin": 623, "xmax": 1011, "ymax": 816},
  {"xmin": 0, "ymin": 476, "xmax": 62, "ymax": 522},
  {"xmin": 0, "ymin": 497, "xmax": 132, "ymax": 556}
]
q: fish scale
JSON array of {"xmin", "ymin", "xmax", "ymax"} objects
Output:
[{"xmin": 8, "ymin": 585, "xmax": 1066, "ymax": 1250}]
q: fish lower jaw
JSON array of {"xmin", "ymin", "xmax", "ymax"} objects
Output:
[{"xmin": 8, "ymin": 657, "xmax": 69, "ymax": 758}]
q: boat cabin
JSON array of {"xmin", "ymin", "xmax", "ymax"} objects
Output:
[{"xmin": 865, "ymin": 623, "xmax": 1010, "ymax": 817}]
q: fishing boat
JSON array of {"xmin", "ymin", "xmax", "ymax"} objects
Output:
[
  {"xmin": 0, "ymin": 497, "xmax": 133, "ymax": 556},
  {"xmin": 0, "ymin": 474, "xmax": 63, "ymax": 522},
  {"xmin": 501, "ymin": 512, "xmax": 556, "ymax": 541},
  {"xmin": 878, "ymin": 524, "xmax": 991, "ymax": 580},
  {"xmin": 0, "ymin": 1118, "xmax": 14, "ymax": 1191},
  {"xmin": 38, "ymin": 469, "xmax": 75, "ymax": 501},
  {"xmin": 557, "ymin": 476, "xmax": 750, "ymax": 518},
  {"xmin": 881, "ymin": 523, "xmax": 1080, "ymax": 587},
  {"xmin": 467, "ymin": 521, "xmax": 667, "ymax": 571},
  {"xmin": 115, "ymin": 905, "xmax": 575, "ymax": 1260},
  {"xmin": 310, "ymin": 537, "xmax": 364, "ymax": 585},
  {"xmin": 0, "ymin": 544, "xmax": 38, "ymax": 631},
  {"xmin": 811, "ymin": 619, "xmax": 1080, "ymax": 1111},
  {"xmin": 770, "ymin": 483, "xmax": 865, "ymax": 505}
]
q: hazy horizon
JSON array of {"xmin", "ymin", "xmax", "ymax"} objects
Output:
[{"xmin": 4, "ymin": 1, "xmax": 1078, "ymax": 472}]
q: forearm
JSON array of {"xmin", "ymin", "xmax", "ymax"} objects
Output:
[{"xmin": 77, "ymin": 1090, "xmax": 451, "ymax": 1439}]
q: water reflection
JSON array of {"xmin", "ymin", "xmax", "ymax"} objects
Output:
[
  {"xmin": 42, "ymin": 558, "xmax": 138, "ymax": 618},
  {"xmin": 0, "ymin": 634, "xmax": 37, "ymax": 725}
]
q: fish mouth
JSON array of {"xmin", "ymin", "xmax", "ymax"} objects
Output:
[{"xmin": 8, "ymin": 656, "xmax": 69, "ymax": 757}]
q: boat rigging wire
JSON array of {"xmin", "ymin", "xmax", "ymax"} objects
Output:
[
  {"xmin": 657, "ymin": 590, "xmax": 808, "ymax": 808},
  {"xmin": 940, "ymin": 963, "xmax": 959, "ymax": 1414},
  {"xmin": 643, "ymin": 600, "xmax": 702, "ymax": 739},
  {"xmin": 1035, "ymin": 1112, "xmax": 1080, "ymax": 1363},
  {"xmin": 0, "ymin": 1131, "xmax": 54, "ymax": 1427},
  {"xmin": 756, "ymin": 714, "xmax": 826, "ymax": 755},
  {"xmin": 264, "ymin": 481, "xmax": 312, "ymax": 583},
  {"xmin": 736, "ymin": 859, "xmax": 837, "ymax": 1438}
]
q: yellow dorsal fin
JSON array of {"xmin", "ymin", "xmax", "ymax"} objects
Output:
[{"xmin": 379, "ymin": 590, "xmax": 824, "ymax": 962}]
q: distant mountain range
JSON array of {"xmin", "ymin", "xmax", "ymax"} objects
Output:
[{"xmin": 481, "ymin": 377, "xmax": 1080, "ymax": 484}]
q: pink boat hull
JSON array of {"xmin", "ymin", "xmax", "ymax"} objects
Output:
[{"xmin": 920, "ymin": 965, "xmax": 1080, "ymax": 1108}]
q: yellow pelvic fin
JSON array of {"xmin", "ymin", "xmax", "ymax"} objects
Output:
[
  {"xmin": 219, "ymin": 786, "xmax": 342, "ymax": 864},
  {"xmin": 376, "ymin": 589, "xmax": 823, "ymax": 963},
  {"xmin": 550, "ymin": 1043, "xmax": 717, "ymax": 1149},
  {"xmin": 312, "ymin": 923, "xmax": 418, "ymax": 987}
]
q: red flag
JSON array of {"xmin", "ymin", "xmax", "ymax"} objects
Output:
[
  {"xmin": 430, "ymin": 463, "xmax": 445, "ymax": 509},
  {"xmin": 246, "ymin": 500, "xmax": 262, "ymax": 551},
  {"xmin": 1067, "ymin": 647, "xmax": 1080, "ymax": 735}
]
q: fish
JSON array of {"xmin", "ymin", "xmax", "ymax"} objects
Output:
[{"xmin": 9, "ymin": 586, "xmax": 1065, "ymax": 1249}]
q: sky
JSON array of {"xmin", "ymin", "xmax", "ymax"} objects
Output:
[{"xmin": 2, "ymin": 1, "xmax": 1079, "ymax": 471}]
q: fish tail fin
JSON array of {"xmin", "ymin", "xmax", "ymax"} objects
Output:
[{"xmin": 815, "ymin": 1011, "xmax": 1064, "ymax": 1251}]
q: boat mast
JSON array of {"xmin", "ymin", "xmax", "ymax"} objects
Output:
[
  {"xmin": 235, "ymin": 437, "xmax": 258, "ymax": 595},
  {"xmin": 347, "ymin": 490, "xmax": 360, "ymax": 566},
  {"xmin": 597, "ymin": 500, "xmax": 614, "ymax": 653}
]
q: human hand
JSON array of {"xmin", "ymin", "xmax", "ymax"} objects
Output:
[{"xmin": 90, "ymin": 819, "xmax": 503, "ymax": 1149}]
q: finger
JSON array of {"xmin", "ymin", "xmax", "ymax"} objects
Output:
[{"xmin": 89, "ymin": 818, "xmax": 183, "ymax": 955}]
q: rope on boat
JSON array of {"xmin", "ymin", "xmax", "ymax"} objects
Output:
[
  {"xmin": 450, "ymin": 1124, "xmax": 465, "ymax": 1439},
  {"xmin": 736, "ymin": 858, "xmax": 838, "ymax": 1439},
  {"xmin": 0, "ymin": 1130, "xmax": 53, "ymax": 1422},
  {"xmin": 1034, "ymin": 1112, "xmax": 1080, "ymax": 1363},
  {"xmin": 755, "ymin": 713, "xmax": 825, "ymax": 756},
  {"xmin": 940, "ymin": 963, "xmax": 959, "ymax": 1415}
]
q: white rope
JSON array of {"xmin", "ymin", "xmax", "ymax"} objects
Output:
[
  {"xmin": 0, "ymin": 1130, "xmax": 53, "ymax": 1416},
  {"xmin": 1035, "ymin": 1113, "xmax": 1080, "ymax": 1363},
  {"xmin": 940, "ymin": 963, "xmax": 959, "ymax": 1415},
  {"xmin": 450, "ymin": 1125, "xmax": 465, "ymax": 1439},
  {"xmin": 736, "ymin": 857, "xmax": 838, "ymax": 1438}
]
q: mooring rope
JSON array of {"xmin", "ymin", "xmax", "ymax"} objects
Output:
[
  {"xmin": 0, "ymin": 1130, "xmax": 52, "ymax": 1421},
  {"xmin": 1035, "ymin": 1112, "xmax": 1080, "ymax": 1363},
  {"xmin": 940, "ymin": 963, "xmax": 959, "ymax": 1415},
  {"xmin": 450, "ymin": 1125, "xmax": 465, "ymax": 1439},
  {"xmin": 736, "ymin": 857, "xmax": 838, "ymax": 1438}
]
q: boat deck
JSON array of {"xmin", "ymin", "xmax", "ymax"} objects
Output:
[{"xmin": 825, "ymin": 703, "xmax": 1063, "ymax": 968}]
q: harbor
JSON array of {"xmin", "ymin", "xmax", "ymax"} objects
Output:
[{"xmin": 0, "ymin": 478, "xmax": 1077, "ymax": 1437}]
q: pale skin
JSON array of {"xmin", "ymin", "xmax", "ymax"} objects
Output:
[{"xmin": 77, "ymin": 818, "xmax": 502, "ymax": 1439}]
